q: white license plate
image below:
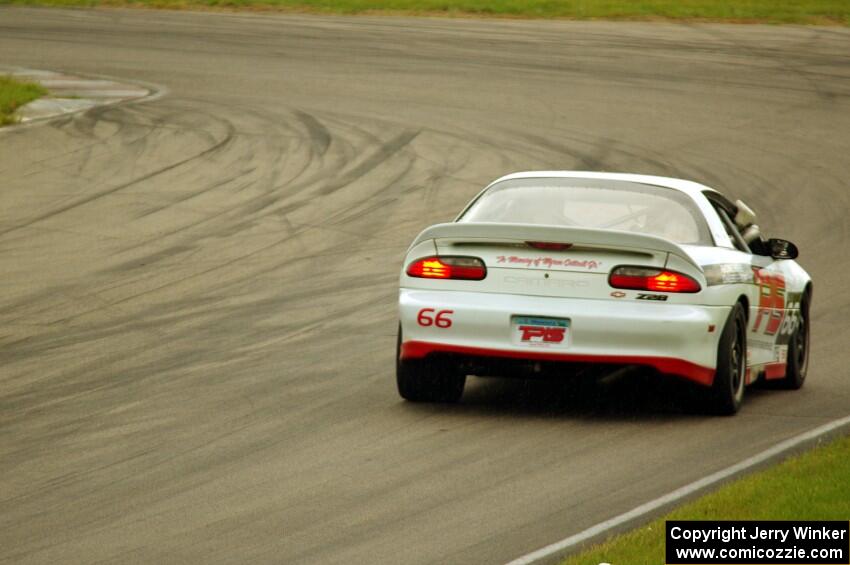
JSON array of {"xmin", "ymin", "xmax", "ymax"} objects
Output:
[{"xmin": 511, "ymin": 316, "xmax": 570, "ymax": 348}]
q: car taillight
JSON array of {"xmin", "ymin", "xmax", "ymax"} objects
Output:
[
  {"xmin": 609, "ymin": 266, "xmax": 701, "ymax": 293},
  {"xmin": 526, "ymin": 241, "xmax": 573, "ymax": 251},
  {"xmin": 406, "ymin": 256, "xmax": 487, "ymax": 280}
]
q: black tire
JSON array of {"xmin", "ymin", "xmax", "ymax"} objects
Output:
[
  {"xmin": 707, "ymin": 302, "xmax": 747, "ymax": 415},
  {"xmin": 396, "ymin": 326, "xmax": 465, "ymax": 403},
  {"xmin": 778, "ymin": 294, "xmax": 810, "ymax": 390}
]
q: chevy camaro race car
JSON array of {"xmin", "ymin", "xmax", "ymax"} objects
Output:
[{"xmin": 397, "ymin": 172, "xmax": 812, "ymax": 414}]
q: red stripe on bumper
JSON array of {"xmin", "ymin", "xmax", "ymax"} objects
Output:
[
  {"xmin": 763, "ymin": 362, "xmax": 788, "ymax": 380},
  {"xmin": 400, "ymin": 340, "xmax": 716, "ymax": 386}
]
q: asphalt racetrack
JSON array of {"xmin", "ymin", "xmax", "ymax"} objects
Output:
[{"xmin": 1, "ymin": 8, "xmax": 849, "ymax": 564}]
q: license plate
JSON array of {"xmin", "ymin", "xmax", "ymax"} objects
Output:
[{"xmin": 511, "ymin": 316, "xmax": 570, "ymax": 348}]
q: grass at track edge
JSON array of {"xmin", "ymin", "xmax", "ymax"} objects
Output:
[
  {"xmin": 559, "ymin": 433, "xmax": 850, "ymax": 565},
  {"xmin": 0, "ymin": 76, "xmax": 47, "ymax": 126},
  {"xmin": 1, "ymin": 0, "xmax": 849, "ymax": 25}
]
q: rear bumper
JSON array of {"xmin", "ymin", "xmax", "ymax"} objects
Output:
[
  {"xmin": 399, "ymin": 289, "xmax": 732, "ymax": 387},
  {"xmin": 401, "ymin": 341, "xmax": 717, "ymax": 385}
]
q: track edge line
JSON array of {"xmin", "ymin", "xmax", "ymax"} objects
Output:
[{"xmin": 504, "ymin": 414, "xmax": 850, "ymax": 565}]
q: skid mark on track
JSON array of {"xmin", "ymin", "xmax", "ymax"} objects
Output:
[
  {"xmin": 318, "ymin": 128, "xmax": 421, "ymax": 196},
  {"xmin": 0, "ymin": 113, "xmax": 236, "ymax": 239},
  {"xmin": 294, "ymin": 110, "xmax": 332, "ymax": 156}
]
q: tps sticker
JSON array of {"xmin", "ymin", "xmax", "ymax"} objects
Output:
[{"xmin": 512, "ymin": 316, "xmax": 570, "ymax": 348}]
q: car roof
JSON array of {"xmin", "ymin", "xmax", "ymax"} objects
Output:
[
  {"xmin": 472, "ymin": 170, "xmax": 736, "ymax": 250},
  {"xmin": 487, "ymin": 171, "xmax": 718, "ymax": 199}
]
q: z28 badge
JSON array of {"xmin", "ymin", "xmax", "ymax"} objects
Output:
[{"xmin": 636, "ymin": 293, "xmax": 668, "ymax": 301}]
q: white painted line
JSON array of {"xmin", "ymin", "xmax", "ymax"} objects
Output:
[
  {"xmin": 505, "ymin": 414, "xmax": 850, "ymax": 565},
  {"xmin": 80, "ymin": 72, "xmax": 170, "ymax": 105}
]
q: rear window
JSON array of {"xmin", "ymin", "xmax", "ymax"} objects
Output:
[{"xmin": 458, "ymin": 177, "xmax": 712, "ymax": 245}]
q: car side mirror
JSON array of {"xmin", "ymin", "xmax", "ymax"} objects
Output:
[{"xmin": 767, "ymin": 238, "xmax": 798, "ymax": 260}]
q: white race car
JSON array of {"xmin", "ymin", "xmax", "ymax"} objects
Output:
[{"xmin": 397, "ymin": 172, "xmax": 812, "ymax": 414}]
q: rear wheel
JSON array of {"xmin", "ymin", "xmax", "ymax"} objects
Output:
[
  {"xmin": 707, "ymin": 302, "xmax": 747, "ymax": 415},
  {"xmin": 778, "ymin": 294, "xmax": 810, "ymax": 390},
  {"xmin": 396, "ymin": 326, "xmax": 465, "ymax": 403}
]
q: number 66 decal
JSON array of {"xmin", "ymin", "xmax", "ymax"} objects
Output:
[{"xmin": 417, "ymin": 308, "xmax": 453, "ymax": 328}]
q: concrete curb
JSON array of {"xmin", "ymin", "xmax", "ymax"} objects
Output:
[{"xmin": 0, "ymin": 66, "xmax": 163, "ymax": 125}]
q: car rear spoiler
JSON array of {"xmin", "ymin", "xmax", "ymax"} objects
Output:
[{"xmin": 411, "ymin": 222, "xmax": 700, "ymax": 269}]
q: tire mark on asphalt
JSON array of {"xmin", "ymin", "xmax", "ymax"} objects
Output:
[
  {"xmin": 318, "ymin": 129, "xmax": 421, "ymax": 196},
  {"xmin": 0, "ymin": 113, "xmax": 236, "ymax": 239},
  {"xmin": 294, "ymin": 110, "xmax": 332, "ymax": 156}
]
